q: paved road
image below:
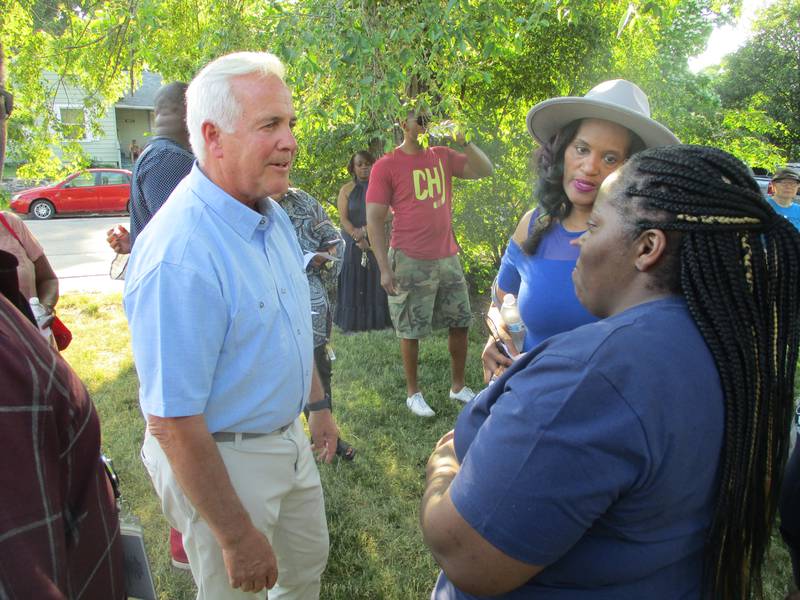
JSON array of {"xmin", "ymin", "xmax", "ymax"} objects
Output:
[{"xmin": 24, "ymin": 215, "xmax": 126, "ymax": 294}]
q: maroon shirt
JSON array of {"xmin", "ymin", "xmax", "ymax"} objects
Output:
[{"xmin": 0, "ymin": 295, "xmax": 125, "ymax": 598}]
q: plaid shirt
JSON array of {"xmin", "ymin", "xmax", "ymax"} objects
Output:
[{"xmin": 0, "ymin": 295, "xmax": 125, "ymax": 599}]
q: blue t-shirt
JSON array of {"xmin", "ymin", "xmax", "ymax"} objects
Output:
[
  {"xmin": 433, "ymin": 297, "xmax": 724, "ymax": 599},
  {"xmin": 496, "ymin": 218, "xmax": 596, "ymax": 351},
  {"xmin": 767, "ymin": 197, "xmax": 800, "ymax": 231}
]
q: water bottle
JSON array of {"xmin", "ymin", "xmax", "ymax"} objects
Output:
[
  {"xmin": 29, "ymin": 297, "xmax": 52, "ymax": 340},
  {"xmin": 500, "ymin": 294, "xmax": 526, "ymax": 353}
]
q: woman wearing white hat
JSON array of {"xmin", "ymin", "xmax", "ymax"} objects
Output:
[{"xmin": 482, "ymin": 80, "xmax": 678, "ymax": 381}]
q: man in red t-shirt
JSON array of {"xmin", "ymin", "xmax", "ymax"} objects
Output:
[{"xmin": 366, "ymin": 110, "xmax": 493, "ymax": 417}]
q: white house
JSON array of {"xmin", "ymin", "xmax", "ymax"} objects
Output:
[{"xmin": 44, "ymin": 71, "xmax": 162, "ymax": 168}]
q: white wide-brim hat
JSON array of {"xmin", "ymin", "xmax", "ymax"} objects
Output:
[{"xmin": 526, "ymin": 79, "xmax": 680, "ymax": 149}]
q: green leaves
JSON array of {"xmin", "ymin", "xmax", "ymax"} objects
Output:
[
  {"xmin": 2, "ymin": 0, "xmax": 788, "ymax": 287},
  {"xmin": 714, "ymin": 0, "xmax": 800, "ymax": 159}
]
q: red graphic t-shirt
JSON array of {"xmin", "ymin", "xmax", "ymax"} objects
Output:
[{"xmin": 366, "ymin": 146, "xmax": 467, "ymax": 260}]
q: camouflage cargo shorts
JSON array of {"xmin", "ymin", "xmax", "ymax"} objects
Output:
[{"xmin": 387, "ymin": 248, "xmax": 472, "ymax": 339}]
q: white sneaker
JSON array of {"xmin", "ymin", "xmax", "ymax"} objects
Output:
[
  {"xmin": 406, "ymin": 392, "xmax": 435, "ymax": 417},
  {"xmin": 449, "ymin": 386, "xmax": 476, "ymax": 404}
]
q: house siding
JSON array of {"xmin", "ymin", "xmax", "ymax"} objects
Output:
[{"xmin": 44, "ymin": 72, "xmax": 122, "ymax": 166}]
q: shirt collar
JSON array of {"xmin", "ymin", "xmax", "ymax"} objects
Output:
[{"xmin": 189, "ymin": 164, "xmax": 275, "ymax": 239}]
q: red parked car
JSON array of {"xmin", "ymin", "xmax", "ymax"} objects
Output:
[{"xmin": 10, "ymin": 168, "xmax": 132, "ymax": 220}]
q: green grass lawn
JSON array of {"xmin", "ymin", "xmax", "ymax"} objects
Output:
[{"xmin": 57, "ymin": 293, "xmax": 796, "ymax": 599}]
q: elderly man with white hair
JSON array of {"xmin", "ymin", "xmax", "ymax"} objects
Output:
[{"xmin": 124, "ymin": 51, "xmax": 337, "ymax": 599}]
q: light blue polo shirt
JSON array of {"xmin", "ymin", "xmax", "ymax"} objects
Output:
[{"xmin": 124, "ymin": 164, "xmax": 313, "ymax": 433}]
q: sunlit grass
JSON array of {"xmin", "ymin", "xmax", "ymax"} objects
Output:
[{"xmin": 57, "ymin": 292, "xmax": 796, "ymax": 599}]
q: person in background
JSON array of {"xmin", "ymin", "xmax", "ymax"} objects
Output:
[
  {"xmin": 422, "ymin": 145, "xmax": 800, "ymax": 599},
  {"xmin": 125, "ymin": 51, "xmax": 336, "ymax": 598},
  {"xmin": 481, "ymin": 79, "xmax": 678, "ymax": 382},
  {"xmin": 334, "ymin": 150, "xmax": 392, "ymax": 333},
  {"xmin": 129, "ymin": 138, "xmax": 142, "ymax": 162},
  {"xmin": 766, "ymin": 168, "xmax": 800, "ymax": 230},
  {"xmin": 0, "ymin": 209, "xmax": 58, "ymax": 329},
  {"xmin": 366, "ymin": 109, "xmax": 493, "ymax": 417},
  {"xmin": 0, "ymin": 250, "xmax": 36, "ymax": 321},
  {"xmin": 106, "ymin": 81, "xmax": 194, "ymax": 570},
  {"xmin": 107, "ymin": 82, "xmax": 194, "ymax": 255},
  {"xmin": 0, "ymin": 264, "xmax": 125, "ymax": 599},
  {"xmin": 278, "ymin": 186, "xmax": 356, "ymax": 460}
]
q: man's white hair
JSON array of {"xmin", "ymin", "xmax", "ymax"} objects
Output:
[{"xmin": 186, "ymin": 51, "xmax": 286, "ymax": 163}]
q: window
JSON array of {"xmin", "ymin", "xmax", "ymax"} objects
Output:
[
  {"xmin": 99, "ymin": 171, "xmax": 129, "ymax": 185},
  {"xmin": 60, "ymin": 107, "xmax": 86, "ymax": 140},
  {"xmin": 65, "ymin": 172, "xmax": 96, "ymax": 188}
]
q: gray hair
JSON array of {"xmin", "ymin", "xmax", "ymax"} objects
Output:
[{"xmin": 186, "ymin": 51, "xmax": 286, "ymax": 163}]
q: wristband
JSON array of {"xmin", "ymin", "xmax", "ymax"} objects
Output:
[{"xmin": 307, "ymin": 395, "xmax": 332, "ymax": 412}]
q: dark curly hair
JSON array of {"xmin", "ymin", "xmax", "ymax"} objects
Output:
[
  {"xmin": 613, "ymin": 145, "xmax": 800, "ymax": 599},
  {"xmin": 522, "ymin": 119, "xmax": 645, "ymax": 255},
  {"xmin": 347, "ymin": 150, "xmax": 375, "ymax": 180}
]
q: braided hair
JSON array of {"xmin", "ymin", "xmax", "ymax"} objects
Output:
[
  {"xmin": 522, "ymin": 119, "xmax": 645, "ymax": 255},
  {"xmin": 614, "ymin": 145, "xmax": 800, "ymax": 599}
]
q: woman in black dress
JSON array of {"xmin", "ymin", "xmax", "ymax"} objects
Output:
[{"xmin": 334, "ymin": 151, "xmax": 392, "ymax": 332}]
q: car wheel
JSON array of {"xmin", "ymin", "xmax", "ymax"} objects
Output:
[
  {"xmin": 30, "ymin": 199, "xmax": 55, "ymax": 220},
  {"xmin": 126, "ymin": 199, "xmax": 132, "ymax": 214}
]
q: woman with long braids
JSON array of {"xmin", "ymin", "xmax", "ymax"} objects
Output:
[
  {"xmin": 482, "ymin": 80, "xmax": 678, "ymax": 381},
  {"xmin": 422, "ymin": 145, "xmax": 800, "ymax": 599}
]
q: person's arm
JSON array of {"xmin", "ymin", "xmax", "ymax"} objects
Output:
[
  {"xmin": 306, "ymin": 362, "xmax": 338, "ymax": 463},
  {"xmin": 421, "ymin": 433, "xmax": 542, "ymax": 595},
  {"xmin": 147, "ymin": 414, "xmax": 277, "ymax": 593},
  {"xmin": 337, "ymin": 183, "xmax": 358, "ymax": 239},
  {"xmin": 481, "ymin": 302, "xmax": 515, "ymax": 383},
  {"xmin": 454, "ymin": 128, "xmax": 493, "ymax": 180},
  {"xmin": 337, "ymin": 183, "xmax": 369, "ymax": 251},
  {"xmin": 481, "ymin": 211, "xmax": 534, "ymax": 380},
  {"xmin": 366, "ymin": 202, "xmax": 396, "ymax": 295},
  {"xmin": 33, "ymin": 253, "xmax": 58, "ymax": 317}
]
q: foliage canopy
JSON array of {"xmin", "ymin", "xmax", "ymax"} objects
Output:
[{"xmin": 5, "ymin": 0, "xmax": 797, "ymax": 290}]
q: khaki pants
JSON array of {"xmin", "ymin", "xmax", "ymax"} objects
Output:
[{"xmin": 141, "ymin": 418, "xmax": 329, "ymax": 599}]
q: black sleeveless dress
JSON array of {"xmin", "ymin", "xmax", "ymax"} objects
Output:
[{"xmin": 334, "ymin": 180, "xmax": 392, "ymax": 332}]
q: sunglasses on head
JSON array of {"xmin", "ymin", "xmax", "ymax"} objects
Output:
[{"xmin": 416, "ymin": 115, "xmax": 431, "ymax": 127}]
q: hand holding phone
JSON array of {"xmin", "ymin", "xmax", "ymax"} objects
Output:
[{"xmin": 482, "ymin": 315, "xmax": 515, "ymax": 383}]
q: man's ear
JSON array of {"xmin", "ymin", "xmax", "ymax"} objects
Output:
[
  {"xmin": 202, "ymin": 121, "xmax": 223, "ymax": 159},
  {"xmin": 634, "ymin": 229, "xmax": 668, "ymax": 272}
]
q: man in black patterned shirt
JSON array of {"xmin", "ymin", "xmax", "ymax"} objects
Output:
[
  {"xmin": 107, "ymin": 82, "xmax": 194, "ymax": 253},
  {"xmin": 277, "ymin": 188, "xmax": 356, "ymax": 460}
]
